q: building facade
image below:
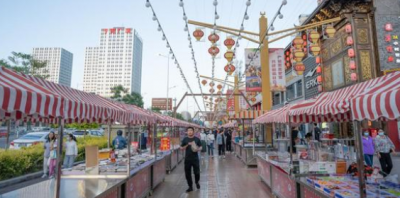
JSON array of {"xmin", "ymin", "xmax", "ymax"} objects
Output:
[
  {"xmin": 83, "ymin": 27, "xmax": 143, "ymax": 97},
  {"xmin": 32, "ymin": 47, "xmax": 73, "ymax": 87}
]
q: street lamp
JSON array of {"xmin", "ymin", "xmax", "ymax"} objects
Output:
[{"xmin": 158, "ymin": 54, "xmax": 171, "ymax": 113}]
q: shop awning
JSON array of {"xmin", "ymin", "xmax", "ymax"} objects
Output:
[
  {"xmin": 289, "ymin": 72, "xmax": 400, "ymax": 123},
  {"xmin": 230, "ymin": 110, "xmax": 267, "ymax": 120},
  {"xmin": 254, "ymin": 105, "xmax": 292, "ymax": 124},
  {"xmin": 0, "ymin": 67, "xmax": 65, "ymax": 120},
  {"xmin": 351, "ymin": 71, "xmax": 400, "ymax": 121},
  {"xmin": 221, "ymin": 121, "xmax": 236, "ymax": 128}
]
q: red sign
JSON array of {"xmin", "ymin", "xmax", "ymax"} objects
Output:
[
  {"xmin": 126, "ymin": 28, "xmax": 132, "ymax": 34},
  {"xmin": 160, "ymin": 137, "xmax": 170, "ymax": 151},
  {"xmin": 110, "ymin": 28, "xmax": 116, "ymax": 34},
  {"xmin": 151, "ymin": 98, "xmax": 173, "ymax": 111},
  {"xmin": 131, "ymin": 141, "xmax": 138, "ymax": 149},
  {"xmin": 385, "ymin": 23, "xmax": 393, "ymax": 32}
]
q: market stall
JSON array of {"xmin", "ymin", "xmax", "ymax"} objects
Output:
[{"xmin": 230, "ymin": 110, "xmax": 266, "ymax": 166}]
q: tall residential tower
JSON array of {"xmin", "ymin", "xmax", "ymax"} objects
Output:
[
  {"xmin": 83, "ymin": 27, "xmax": 143, "ymax": 97},
  {"xmin": 32, "ymin": 47, "xmax": 73, "ymax": 87}
]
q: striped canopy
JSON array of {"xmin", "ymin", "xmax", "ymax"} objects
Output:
[
  {"xmin": 230, "ymin": 110, "xmax": 267, "ymax": 120},
  {"xmin": 254, "ymin": 105, "xmax": 292, "ymax": 124}
]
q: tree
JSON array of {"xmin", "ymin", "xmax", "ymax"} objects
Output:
[
  {"xmin": 3, "ymin": 52, "xmax": 49, "ymax": 79},
  {"xmin": 149, "ymin": 107, "xmax": 162, "ymax": 113},
  {"xmin": 110, "ymin": 85, "xmax": 128, "ymax": 102},
  {"xmin": 123, "ymin": 92, "xmax": 144, "ymax": 108},
  {"xmin": 166, "ymin": 111, "xmax": 185, "ymax": 121}
]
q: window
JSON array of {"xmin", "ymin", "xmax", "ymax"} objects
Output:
[
  {"xmin": 286, "ymin": 84, "xmax": 295, "ymax": 100},
  {"xmin": 296, "ymin": 80, "xmax": 303, "ymax": 98}
]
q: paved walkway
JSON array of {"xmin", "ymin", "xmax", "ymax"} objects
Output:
[{"xmin": 152, "ymin": 152, "xmax": 272, "ymax": 198}]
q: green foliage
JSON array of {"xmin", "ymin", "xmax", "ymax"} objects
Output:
[
  {"xmin": 110, "ymin": 85, "xmax": 128, "ymax": 101},
  {"xmin": 110, "ymin": 85, "xmax": 144, "ymax": 107},
  {"xmin": 2, "ymin": 52, "xmax": 49, "ymax": 79},
  {"xmin": 0, "ymin": 137, "xmax": 107, "ymax": 181},
  {"xmin": 149, "ymin": 107, "xmax": 162, "ymax": 113},
  {"xmin": 66, "ymin": 122, "xmax": 100, "ymax": 131}
]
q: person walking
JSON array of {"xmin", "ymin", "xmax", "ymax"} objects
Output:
[
  {"xmin": 181, "ymin": 127, "xmax": 202, "ymax": 193},
  {"xmin": 362, "ymin": 130, "xmax": 375, "ymax": 167},
  {"xmin": 217, "ymin": 131, "xmax": 226, "ymax": 158},
  {"xmin": 200, "ymin": 130, "xmax": 207, "ymax": 160},
  {"xmin": 207, "ymin": 130, "xmax": 215, "ymax": 158},
  {"xmin": 63, "ymin": 134, "xmax": 78, "ymax": 169},
  {"xmin": 225, "ymin": 129, "xmax": 232, "ymax": 153},
  {"xmin": 42, "ymin": 132, "xmax": 55, "ymax": 178},
  {"xmin": 313, "ymin": 123, "xmax": 321, "ymax": 141},
  {"xmin": 374, "ymin": 129, "xmax": 396, "ymax": 176},
  {"xmin": 288, "ymin": 127, "xmax": 299, "ymax": 154},
  {"xmin": 48, "ymin": 132, "xmax": 58, "ymax": 179},
  {"xmin": 112, "ymin": 130, "xmax": 127, "ymax": 149}
]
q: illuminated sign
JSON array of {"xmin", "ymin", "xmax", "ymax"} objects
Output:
[{"xmin": 160, "ymin": 137, "xmax": 170, "ymax": 151}]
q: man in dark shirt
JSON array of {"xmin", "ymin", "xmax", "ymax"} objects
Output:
[
  {"xmin": 314, "ymin": 123, "xmax": 321, "ymax": 141},
  {"xmin": 181, "ymin": 127, "xmax": 202, "ymax": 193},
  {"xmin": 225, "ymin": 130, "xmax": 232, "ymax": 152}
]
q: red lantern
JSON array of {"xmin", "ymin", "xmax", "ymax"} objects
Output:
[
  {"xmin": 209, "ymin": 82, "xmax": 215, "ymax": 87},
  {"xmin": 285, "ymin": 51, "xmax": 290, "ymax": 56},
  {"xmin": 208, "ymin": 46, "xmax": 220, "ymax": 57},
  {"xmin": 209, "ymin": 88, "xmax": 215, "ymax": 93},
  {"xmin": 316, "ymin": 66, "xmax": 322, "ymax": 74},
  {"xmin": 317, "ymin": 76, "xmax": 322, "ymax": 83},
  {"xmin": 208, "ymin": 33, "xmax": 220, "ymax": 44},
  {"xmin": 316, "ymin": 56, "xmax": 321, "ymax": 64},
  {"xmin": 385, "ymin": 23, "xmax": 393, "ymax": 32},
  {"xmin": 309, "ymin": 30, "xmax": 320, "ymax": 44},
  {"xmin": 388, "ymin": 56, "xmax": 394, "ymax": 63},
  {"xmin": 295, "ymin": 62, "xmax": 306, "ymax": 75},
  {"xmin": 224, "ymin": 51, "xmax": 235, "ymax": 62},
  {"xmin": 303, "ymin": 47, "xmax": 307, "ymax": 53},
  {"xmin": 302, "ymin": 34, "xmax": 307, "ymax": 40},
  {"xmin": 293, "ymin": 36, "xmax": 304, "ymax": 49},
  {"xmin": 351, "ymin": 73, "xmax": 357, "ymax": 81},
  {"xmin": 286, "ymin": 62, "xmax": 291, "ymax": 68},
  {"xmin": 294, "ymin": 49, "xmax": 305, "ymax": 62},
  {"xmin": 325, "ymin": 25, "xmax": 336, "ymax": 38},
  {"xmin": 303, "ymin": 41, "xmax": 308, "ymax": 47},
  {"xmin": 193, "ymin": 29, "xmax": 204, "ymax": 41},
  {"xmin": 349, "ymin": 60, "xmax": 356, "ymax": 70},
  {"xmin": 224, "ymin": 64, "xmax": 236, "ymax": 75},
  {"xmin": 201, "ymin": 79, "xmax": 207, "ymax": 86},
  {"xmin": 204, "ymin": 96, "xmax": 208, "ymax": 99},
  {"xmin": 224, "ymin": 37, "xmax": 235, "ymax": 50},
  {"xmin": 309, "ymin": 44, "xmax": 321, "ymax": 56},
  {"xmin": 345, "ymin": 24, "xmax": 352, "ymax": 33},
  {"xmin": 348, "ymin": 48, "xmax": 355, "ymax": 58},
  {"xmin": 346, "ymin": 36, "xmax": 354, "ymax": 46},
  {"xmin": 217, "ymin": 84, "xmax": 223, "ymax": 90},
  {"xmin": 286, "ymin": 57, "xmax": 290, "ymax": 62},
  {"xmin": 318, "ymin": 85, "xmax": 323, "ymax": 92}
]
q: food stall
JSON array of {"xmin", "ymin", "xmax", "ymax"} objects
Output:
[
  {"xmin": 254, "ymin": 71, "xmax": 400, "ymax": 198},
  {"xmin": 230, "ymin": 110, "xmax": 266, "ymax": 166}
]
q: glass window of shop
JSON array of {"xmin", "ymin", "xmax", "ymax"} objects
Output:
[{"xmin": 286, "ymin": 80, "xmax": 303, "ymax": 101}]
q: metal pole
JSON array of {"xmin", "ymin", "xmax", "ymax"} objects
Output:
[
  {"xmin": 353, "ymin": 120, "xmax": 366, "ymax": 198},
  {"xmin": 154, "ymin": 123, "xmax": 158, "ymax": 160},
  {"xmin": 127, "ymin": 123, "xmax": 131, "ymax": 176},
  {"xmin": 288, "ymin": 117, "xmax": 293, "ymax": 164},
  {"xmin": 107, "ymin": 122, "xmax": 111, "ymax": 149},
  {"xmin": 166, "ymin": 54, "xmax": 170, "ymax": 114},
  {"xmin": 5, "ymin": 119, "xmax": 11, "ymax": 150},
  {"xmin": 55, "ymin": 117, "xmax": 64, "ymax": 198}
]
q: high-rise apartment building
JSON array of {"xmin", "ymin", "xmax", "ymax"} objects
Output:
[
  {"xmin": 83, "ymin": 27, "xmax": 143, "ymax": 97},
  {"xmin": 32, "ymin": 47, "xmax": 73, "ymax": 87}
]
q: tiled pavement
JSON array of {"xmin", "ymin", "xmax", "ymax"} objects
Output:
[{"xmin": 152, "ymin": 152, "xmax": 272, "ymax": 198}]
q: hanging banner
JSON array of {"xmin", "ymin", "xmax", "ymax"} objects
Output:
[
  {"xmin": 245, "ymin": 48, "xmax": 262, "ymax": 92},
  {"xmin": 269, "ymin": 48, "xmax": 286, "ymax": 92}
]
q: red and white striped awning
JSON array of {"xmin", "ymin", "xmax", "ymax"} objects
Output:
[
  {"xmin": 254, "ymin": 105, "xmax": 293, "ymax": 124},
  {"xmin": 351, "ymin": 72, "xmax": 400, "ymax": 121},
  {"xmin": 289, "ymin": 72, "xmax": 400, "ymax": 123},
  {"xmin": 221, "ymin": 121, "xmax": 236, "ymax": 128},
  {"xmin": 0, "ymin": 67, "xmax": 64, "ymax": 120},
  {"xmin": 230, "ymin": 110, "xmax": 266, "ymax": 120}
]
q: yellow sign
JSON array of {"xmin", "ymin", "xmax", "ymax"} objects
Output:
[{"xmin": 383, "ymin": 68, "xmax": 400, "ymax": 75}]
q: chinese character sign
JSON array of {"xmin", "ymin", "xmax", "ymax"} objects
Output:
[
  {"xmin": 245, "ymin": 48, "xmax": 262, "ymax": 92},
  {"xmin": 269, "ymin": 48, "xmax": 286, "ymax": 92},
  {"xmin": 160, "ymin": 137, "xmax": 170, "ymax": 151}
]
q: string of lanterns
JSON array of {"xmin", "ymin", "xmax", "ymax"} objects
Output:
[
  {"xmin": 179, "ymin": 0, "xmax": 208, "ymax": 112},
  {"xmin": 145, "ymin": 0, "xmax": 205, "ymax": 114},
  {"xmin": 345, "ymin": 23, "xmax": 358, "ymax": 82}
]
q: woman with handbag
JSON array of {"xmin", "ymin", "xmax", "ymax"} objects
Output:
[
  {"xmin": 48, "ymin": 132, "xmax": 58, "ymax": 179},
  {"xmin": 374, "ymin": 129, "xmax": 396, "ymax": 176},
  {"xmin": 42, "ymin": 132, "xmax": 55, "ymax": 178}
]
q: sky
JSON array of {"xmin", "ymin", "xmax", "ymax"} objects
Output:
[{"xmin": 0, "ymin": 0, "xmax": 318, "ymax": 117}]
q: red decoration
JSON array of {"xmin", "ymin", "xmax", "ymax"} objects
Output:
[
  {"xmin": 318, "ymin": 85, "xmax": 323, "ymax": 92},
  {"xmin": 350, "ymin": 60, "xmax": 356, "ymax": 70},
  {"xmin": 217, "ymin": 84, "xmax": 223, "ymax": 90},
  {"xmin": 125, "ymin": 28, "xmax": 132, "ymax": 34},
  {"xmin": 317, "ymin": 76, "xmax": 322, "ymax": 83},
  {"xmin": 295, "ymin": 62, "xmax": 306, "ymax": 75},
  {"xmin": 316, "ymin": 66, "xmax": 322, "ymax": 74},
  {"xmin": 285, "ymin": 51, "xmax": 290, "ymax": 56},
  {"xmin": 388, "ymin": 56, "xmax": 394, "ymax": 62},
  {"xmin": 209, "ymin": 82, "xmax": 215, "ymax": 87},
  {"xmin": 224, "ymin": 64, "xmax": 236, "ymax": 75},
  {"xmin": 208, "ymin": 46, "xmax": 220, "ymax": 57},
  {"xmin": 345, "ymin": 24, "xmax": 352, "ymax": 33},
  {"xmin": 385, "ymin": 34, "xmax": 392, "ymax": 42},
  {"xmin": 209, "ymin": 88, "xmax": 215, "ymax": 93},
  {"xmin": 102, "ymin": 29, "xmax": 108, "ymax": 34},
  {"xmin": 224, "ymin": 38, "xmax": 235, "ymax": 50},
  {"xmin": 316, "ymin": 56, "xmax": 321, "ymax": 64},
  {"xmin": 385, "ymin": 23, "xmax": 393, "ymax": 32},
  {"xmin": 351, "ymin": 73, "xmax": 357, "ymax": 81},
  {"xmin": 286, "ymin": 57, "xmax": 290, "ymax": 62},
  {"xmin": 387, "ymin": 46, "xmax": 394, "ymax": 53},
  {"xmin": 302, "ymin": 34, "xmax": 307, "ymax": 40},
  {"xmin": 346, "ymin": 36, "xmax": 354, "ymax": 46},
  {"xmin": 193, "ymin": 29, "xmax": 204, "ymax": 41},
  {"xmin": 110, "ymin": 28, "xmax": 116, "ymax": 34},
  {"xmin": 348, "ymin": 48, "xmax": 355, "ymax": 58},
  {"xmin": 204, "ymin": 96, "xmax": 208, "ymax": 99},
  {"xmin": 208, "ymin": 33, "xmax": 220, "ymax": 44},
  {"xmin": 201, "ymin": 79, "xmax": 207, "ymax": 86}
]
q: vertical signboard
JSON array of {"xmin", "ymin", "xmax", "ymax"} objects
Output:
[
  {"xmin": 374, "ymin": 0, "xmax": 400, "ymax": 71},
  {"xmin": 245, "ymin": 48, "xmax": 262, "ymax": 92},
  {"xmin": 269, "ymin": 48, "xmax": 286, "ymax": 92},
  {"xmin": 303, "ymin": 57, "xmax": 319, "ymax": 99}
]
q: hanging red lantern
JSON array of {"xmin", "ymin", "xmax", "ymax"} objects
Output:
[
  {"xmin": 303, "ymin": 41, "xmax": 308, "ymax": 47},
  {"xmin": 309, "ymin": 30, "xmax": 320, "ymax": 44},
  {"xmin": 204, "ymin": 96, "xmax": 208, "ymax": 99},
  {"xmin": 303, "ymin": 47, "xmax": 308, "ymax": 53},
  {"xmin": 209, "ymin": 82, "xmax": 215, "ymax": 87},
  {"xmin": 286, "ymin": 62, "xmax": 291, "ymax": 68},
  {"xmin": 325, "ymin": 25, "xmax": 336, "ymax": 38},
  {"xmin": 349, "ymin": 60, "xmax": 356, "ymax": 70},
  {"xmin": 302, "ymin": 34, "xmax": 307, "ymax": 41},
  {"xmin": 208, "ymin": 46, "xmax": 220, "ymax": 57},
  {"xmin": 286, "ymin": 57, "xmax": 290, "ymax": 62},
  {"xmin": 209, "ymin": 88, "xmax": 215, "ymax": 93},
  {"xmin": 285, "ymin": 51, "xmax": 290, "ymax": 56},
  {"xmin": 295, "ymin": 62, "xmax": 306, "ymax": 75},
  {"xmin": 193, "ymin": 29, "xmax": 204, "ymax": 41},
  {"xmin": 224, "ymin": 64, "xmax": 236, "ymax": 75},
  {"xmin": 385, "ymin": 23, "xmax": 393, "ymax": 32},
  {"xmin": 351, "ymin": 73, "xmax": 357, "ymax": 81},
  {"xmin": 309, "ymin": 44, "xmax": 321, "ymax": 56},
  {"xmin": 317, "ymin": 76, "xmax": 323, "ymax": 83},
  {"xmin": 316, "ymin": 66, "xmax": 322, "ymax": 74},
  {"xmin": 251, "ymin": 98, "xmax": 256, "ymax": 102},
  {"xmin": 318, "ymin": 85, "xmax": 323, "ymax": 92},
  {"xmin": 201, "ymin": 79, "xmax": 207, "ymax": 86},
  {"xmin": 346, "ymin": 36, "xmax": 354, "ymax": 46},
  {"xmin": 224, "ymin": 51, "xmax": 235, "ymax": 62},
  {"xmin": 294, "ymin": 49, "xmax": 305, "ymax": 62},
  {"xmin": 217, "ymin": 84, "xmax": 223, "ymax": 90},
  {"xmin": 345, "ymin": 24, "xmax": 352, "ymax": 33},
  {"xmin": 348, "ymin": 48, "xmax": 355, "ymax": 58},
  {"xmin": 224, "ymin": 37, "xmax": 235, "ymax": 50},
  {"xmin": 316, "ymin": 56, "xmax": 321, "ymax": 64},
  {"xmin": 293, "ymin": 36, "xmax": 304, "ymax": 49},
  {"xmin": 208, "ymin": 33, "xmax": 220, "ymax": 44}
]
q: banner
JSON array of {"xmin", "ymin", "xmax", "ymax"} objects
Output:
[
  {"xmin": 269, "ymin": 48, "xmax": 286, "ymax": 92},
  {"xmin": 245, "ymin": 48, "xmax": 262, "ymax": 92}
]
